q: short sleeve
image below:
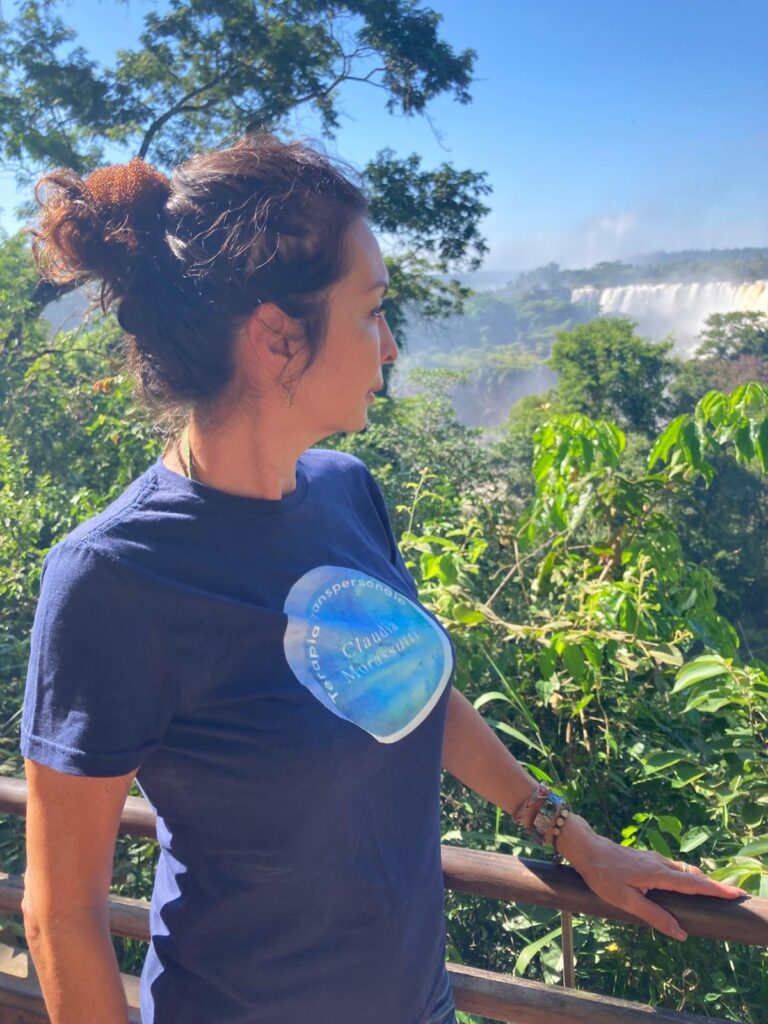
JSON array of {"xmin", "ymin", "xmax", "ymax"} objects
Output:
[{"xmin": 20, "ymin": 540, "xmax": 178, "ymax": 777}]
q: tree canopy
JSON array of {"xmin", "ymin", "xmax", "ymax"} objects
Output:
[
  {"xmin": 1, "ymin": 0, "xmax": 477, "ymax": 175},
  {"xmin": 548, "ymin": 317, "xmax": 675, "ymax": 435},
  {"xmin": 0, "ymin": 0, "xmax": 492, "ymax": 328},
  {"xmin": 696, "ymin": 312, "xmax": 768, "ymax": 361}
]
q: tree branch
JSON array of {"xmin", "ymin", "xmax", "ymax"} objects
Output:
[{"xmin": 138, "ymin": 69, "xmax": 232, "ymax": 159}]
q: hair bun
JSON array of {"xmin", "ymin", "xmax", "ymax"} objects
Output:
[
  {"xmin": 83, "ymin": 158, "xmax": 171, "ymax": 234},
  {"xmin": 32, "ymin": 158, "xmax": 173, "ymax": 294}
]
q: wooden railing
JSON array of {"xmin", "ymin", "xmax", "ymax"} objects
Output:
[{"xmin": 1, "ymin": 776, "xmax": 766, "ymax": 1023}]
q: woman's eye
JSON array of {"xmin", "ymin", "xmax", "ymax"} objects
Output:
[{"xmin": 372, "ymin": 306, "xmax": 386, "ymax": 319}]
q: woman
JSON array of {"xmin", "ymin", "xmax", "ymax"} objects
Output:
[{"xmin": 20, "ymin": 135, "xmax": 745, "ymax": 1024}]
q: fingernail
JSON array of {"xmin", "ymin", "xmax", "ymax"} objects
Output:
[{"xmin": 673, "ymin": 928, "xmax": 687, "ymax": 941}]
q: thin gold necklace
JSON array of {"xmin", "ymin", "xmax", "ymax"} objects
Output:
[{"xmin": 176, "ymin": 425, "xmax": 199, "ymax": 482}]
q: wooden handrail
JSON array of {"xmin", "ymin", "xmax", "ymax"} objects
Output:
[
  {"xmin": 446, "ymin": 963, "xmax": 738, "ymax": 1024},
  {"xmin": 0, "ymin": 876, "xmax": 739, "ymax": 1024},
  {"xmin": 0, "ymin": 872, "xmax": 150, "ymax": 941},
  {"xmin": 441, "ymin": 845, "xmax": 768, "ymax": 946},
  {"xmin": 2, "ymin": 777, "xmax": 765, "ymax": 947},
  {"xmin": 0, "ymin": 777, "xmax": 155, "ymax": 839}
]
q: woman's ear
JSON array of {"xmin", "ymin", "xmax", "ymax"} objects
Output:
[{"xmin": 242, "ymin": 303, "xmax": 308, "ymax": 374}]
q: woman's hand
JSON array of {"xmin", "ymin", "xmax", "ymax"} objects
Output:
[{"xmin": 556, "ymin": 814, "xmax": 748, "ymax": 941}]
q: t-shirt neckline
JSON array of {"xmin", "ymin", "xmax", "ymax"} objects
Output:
[{"xmin": 152, "ymin": 454, "xmax": 310, "ymax": 515}]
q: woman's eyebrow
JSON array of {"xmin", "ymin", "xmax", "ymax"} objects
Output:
[{"xmin": 368, "ymin": 278, "xmax": 390, "ymax": 295}]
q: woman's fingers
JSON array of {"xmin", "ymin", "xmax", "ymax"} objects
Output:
[
  {"xmin": 671, "ymin": 860, "xmax": 704, "ymax": 876},
  {"xmin": 656, "ymin": 863, "xmax": 747, "ymax": 900},
  {"xmin": 618, "ymin": 887, "xmax": 687, "ymax": 941}
]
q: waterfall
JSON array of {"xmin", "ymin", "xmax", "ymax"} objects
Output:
[{"xmin": 571, "ymin": 281, "xmax": 768, "ymax": 354}]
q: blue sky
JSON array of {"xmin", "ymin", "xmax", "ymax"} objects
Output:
[{"xmin": 1, "ymin": 0, "xmax": 766, "ymax": 272}]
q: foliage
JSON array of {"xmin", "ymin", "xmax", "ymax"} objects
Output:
[
  {"xmin": 403, "ymin": 284, "xmax": 593, "ymax": 356},
  {"xmin": 512, "ymin": 249, "xmax": 768, "ymax": 290},
  {"xmin": 366, "ymin": 149, "xmax": 492, "ymax": 339},
  {"xmin": 382, "ymin": 387, "xmax": 768, "ymax": 1022},
  {"xmin": 390, "ymin": 347, "xmax": 556, "ymax": 429},
  {"xmin": 1, "ymin": 0, "xmax": 475, "ymax": 176},
  {"xmin": 696, "ymin": 313, "xmax": 768, "ymax": 362},
  {"xmin": 548, "ymin": 317, "xmax": 676, "ymax": 435}
]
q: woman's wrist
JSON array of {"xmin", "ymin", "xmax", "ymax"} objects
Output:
[{"xmin": 553, "ymin": 812, "xmax": 602, "ymax": 864}]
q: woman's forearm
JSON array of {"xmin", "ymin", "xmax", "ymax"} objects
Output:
[
  {"xmin": 24, "ymin": 901, "xmax": 130, "ymax": 1024},
  {"xmin": 441, "ymin": 686, "xmax": 598, "ymax": 855},
  {"xmin": 442, "ymin": 685, "xmax": 539, "ymax": 817}
]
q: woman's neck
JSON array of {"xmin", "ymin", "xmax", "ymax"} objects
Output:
[{"xmin": 162, "ymin": 410, "xmax": 310, "ymax": 500}]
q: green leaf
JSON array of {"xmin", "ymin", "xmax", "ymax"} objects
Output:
[
  {"xmin": 672, "ymin": 658, "xmax": 729, "ymax": 692},
  {"xmin": 473, "ymin": 691, "xmax": 512, "ymax": 711},
  {"xmin": 656, "ymin": 815, "xmax": 682, "ymax": 843},
  {"xmin": 571, "ymin": 692, "xmax": 594, "ymax": 716},
  {"xmin": 684, "ymin": 692, "xmax": 742, "ymax": 714},
  {"xmin": 755, "ymin": 418, "xmax": 768, "ymax": 473},
  {"xmin": 646, "ymin": 828, "xmax": 673, "ymax": 858},
  {"xmin": 680, "ymin": 420, "xmax": 703, "ymax": 470},
  {"xmin": 539, "ymin": 647, "xmax": 557, "ymax": 680},
  {"xmin": 641, "ymin": 751, "xmax": 691, "ymax": 774},
  {"xmin": 680, "ymin": 827, "xmax": 711, "ymax": 853},
  {"xmin": 534, "ymin": 548, "xmax": 558, "ymax": 595},
  {"xmin": 734, "ymin": 423, "xmax": 756, "ymax": 462},
  {"xmin": 699, "ymin": 390, "xmax": 728, "ymax": 424},
  {"xmin": 492, "ymin": 721, "xmax": 545, "ymax": 753},
  {"xmin": 514, "ymin": 926, "xmax": 562, "ymax": 976},
  {"xmin": 420, "ymin": 552, "xmax": 441, "ymax": 579},
  {"xmin": 562, "ymin": 644, "xmax": 586, "ymax": 681},
  {"xmin": 452, "ymin": 602, "xmax": 485, "ymax": 625},
  {"xmin": 581, "ymin": 639, "xmax": 602, "ymax": 670},
  {"xmin": 738, "ymin": 838, "xmax": 768, "ymax": 857},
  {"xmin": 670, "ymin": 765, "xmax": 708, "ymax": 788},
  {"xmin": 648, "ymin": 415, "xmax": 686, "ymax": 469},
  {"xmin": 439, "ymin": 552, "xmax": 459, "ymax": 585}
]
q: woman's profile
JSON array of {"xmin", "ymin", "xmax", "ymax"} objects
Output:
[{"xmin": 20, "ymin": 134, "xmax": 745, "ymax": 1024}]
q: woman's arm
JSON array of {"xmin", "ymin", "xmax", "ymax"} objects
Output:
[
  {"xmin": 23, "ymin": 759, "xmax": 137, "ymax": 1024},
  {"xmin": 442, "ymin": 686, "xmax": 746, "ymax": 941}
]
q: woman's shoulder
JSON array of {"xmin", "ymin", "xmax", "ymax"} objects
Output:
[
  {"xmin": 302, "ymin": 447, "xmax": 369, "ymax": 474},
  {"xmin": 301, "ymin": 447, "xmax": 375, "ymax": 490},
  {"xmin": 43, "ymin": 465, "xmax": 160, "ymax": 573}
]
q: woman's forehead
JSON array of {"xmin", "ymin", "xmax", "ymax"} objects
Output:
[{"xmin": 346, "ymin": 218, "xmax": 387, "ymax": 286}]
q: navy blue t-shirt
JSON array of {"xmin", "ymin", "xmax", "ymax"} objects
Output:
[{"xmin": 20, "ymin": 449, "xmax": 456, "ymax": 1024}]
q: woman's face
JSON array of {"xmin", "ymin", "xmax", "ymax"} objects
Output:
[{"xmin": 294, "ymin": 217, "xmax": 398, "ymax": 437}]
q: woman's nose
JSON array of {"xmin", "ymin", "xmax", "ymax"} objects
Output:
[{"xmin": 379, "ymin": 317, "xmax": 398, "ymax": 365}]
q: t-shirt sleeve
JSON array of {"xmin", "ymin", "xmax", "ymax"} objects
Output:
[{"xmin": 20, "ymin": 539, "xmax": 178, "ymax": 777}]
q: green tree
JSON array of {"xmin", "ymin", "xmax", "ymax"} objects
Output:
[
  {"xmin": 548, "ymin": 316, "xmax": 675, "ymax": 434},
  {"xmin": 0, "ymin": 0, "xmax": 491, "ymax": 329},
  {"xmin": 670, "ymin": 312, "xmax": 768, "ymax": 415},
  {"xmin": 696, "ymin": 312, "xmax": 768, "ymax": 360}
]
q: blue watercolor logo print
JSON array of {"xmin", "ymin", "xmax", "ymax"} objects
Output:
[{"xmin": 283, "ymin": 566, "xmax": 453, "ymax": 743}]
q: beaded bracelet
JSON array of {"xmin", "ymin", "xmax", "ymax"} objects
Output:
[
  {"xmin": 531, "ymin": 792, "xmax": 570, "ymax": 846},
  {"xmin": 511, "ymin": 782, "xmax": 551, "ymax": 831},
  {"xmin": 512, "ymin": 784, "xmax": 572, "ymax": 863}
]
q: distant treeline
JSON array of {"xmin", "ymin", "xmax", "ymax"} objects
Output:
[{"xmin": 511, "ymin": 247, "xmax": 768, "ymax": 292}]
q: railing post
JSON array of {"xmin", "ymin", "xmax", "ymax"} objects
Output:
[{"xmin": 560, "ymin": 909, "xmax": 575, "ymax": 988}]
